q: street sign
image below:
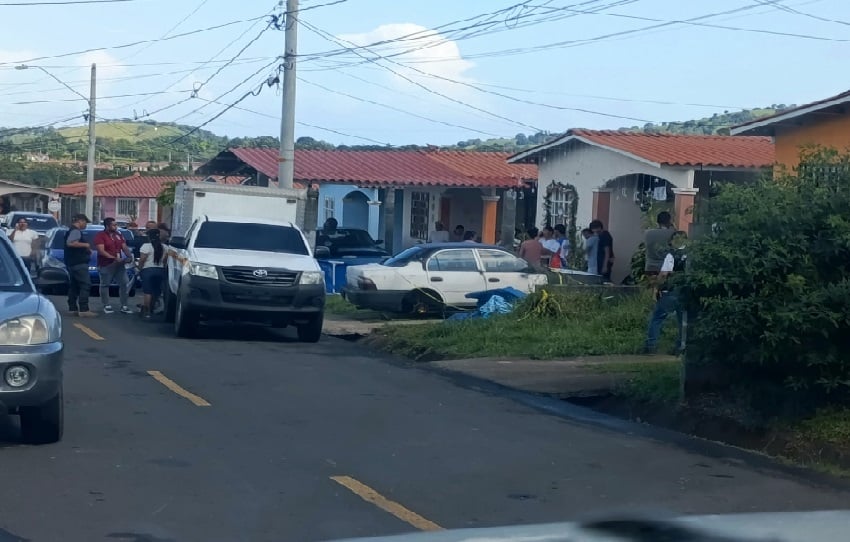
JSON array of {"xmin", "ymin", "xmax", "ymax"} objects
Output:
[{"xmin": 47, "ymin": 200, "xmax": 61, "ymax": 213}]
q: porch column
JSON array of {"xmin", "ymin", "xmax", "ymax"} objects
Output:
[
  {"xmin": 481, "ymin": 195, "xmax": 500, "ymax": 244},
  {"xmin": 499, "ymin": 189, "xmax": 517, "ymax": 249},
  {"xmin": 383, "ymin": 189, "xmax": 395, "ymax": 253},
  {"xmin": 674, "ymin": 188, "xmax": 699, "ymax": 235},
  {"xmin": 591, "ymin": 188, "xmax": 611, "ymax": 227}
]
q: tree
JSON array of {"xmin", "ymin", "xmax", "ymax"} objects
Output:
[{"xmin": 680, "ymin": 147, "xmax": 850, "ymax": 415}]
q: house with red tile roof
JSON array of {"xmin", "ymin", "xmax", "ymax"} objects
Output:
[
  {"xmin": 54, "ymin": 173, "xmax": 247, "ymax": 225},
  {"xmin": 508, "ymin": 129, "xmax": 774, "ymax": 282},
  {"xmin": 198, "ymin": 148, "xmax": 538, "ymax": 253},
  {"xmin": 731, "ymin": 89, "xmax": 850, "ymax": 169}
]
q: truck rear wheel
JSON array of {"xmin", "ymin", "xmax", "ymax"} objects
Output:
[{"xmin": 297, "ymin": 313, "xmax": 323, "ymax": 343}]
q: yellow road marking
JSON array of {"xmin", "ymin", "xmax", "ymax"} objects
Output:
[
  {"xmin": 73, "ymin": 322, "xmax": 104, "ymax": 341},
  {"xmin": 330, "ymin": 475, "xmax": 442, "ymax": 532},
  {"xmin": 147, "ymin": 370, "xmax": 211, "ymax": 407}
]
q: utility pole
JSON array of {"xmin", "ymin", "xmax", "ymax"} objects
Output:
[
  {"xmin": 278, "ymin": 0, "xmax": 297, "ymax": 190},
  {"xmin": 85, "ymin": 63, "xmax": 97, "ymax": 220}
]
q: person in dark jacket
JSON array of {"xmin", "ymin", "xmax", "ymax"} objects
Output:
[{"xmin": 65, "ymin": 213, "xmax": 96, "ymax": 317}]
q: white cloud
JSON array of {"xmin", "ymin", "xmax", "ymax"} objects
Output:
[{"xmin": 338, "ymin": 23, "xmax": 475, "ymax": 93}]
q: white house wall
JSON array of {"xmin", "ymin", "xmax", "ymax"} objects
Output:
[
  {"xmin": 318, "ymin": 184, "xmax": 380, "ymax": 238},
  {"xmin": 534, "ymin": 142, "xmax": 691, "ymax": 233}
]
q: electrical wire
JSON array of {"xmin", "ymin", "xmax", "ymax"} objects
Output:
[
  {"xmin": 0, "ymin": 14, "xmax": 269, "ymax": 67},
  {"xmin": 297, "ymin": 18, "xmax": 543, "ymax": 132},
  {"xmin": 194, "ymin": 97, "xmax": 393, "ymax": 146},
  {"xmin": 298, "ymin": 77, "xmax": 501, "ymax": 137},
  {"xmin": 0, "ymin": 0, "xmax": 134, "ymax": 4},
  {"xmin": 300, "ymin": 19, "xmax": 653, "ymax": 124},
  {"xmin": 117, "ymin": 0, "xmax": 211, "ymax": 63}
]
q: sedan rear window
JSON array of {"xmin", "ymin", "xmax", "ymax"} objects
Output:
[
  {"xmin": 383, "ymin": 246, "xmax": 424, "ymax": 267},
  {"xmin": 194, "ymin": 222, "xmax": 309, "ymax": 255}
]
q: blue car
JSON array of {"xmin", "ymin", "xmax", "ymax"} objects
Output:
[
  {"xmin": 314, "ymin": 228, "xmax": 390, "ymax": 293},
  {"xmin": 41, "ymin": 225, "xmax": 138, "ymax": 296}
]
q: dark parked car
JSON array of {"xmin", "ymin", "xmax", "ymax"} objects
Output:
[
  {"xmin": 314, "ymin": 228, "xmax": 389, "ymax": 293},
  {"xmin": 0, "ymin": 233, "xmax": 65, "ymax": 444},
  {"xmin": 39, "ymin": 226, "xmax": 138, "ymax": 295}
]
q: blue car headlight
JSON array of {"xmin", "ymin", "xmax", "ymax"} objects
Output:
[{"xmin": 0, "ymin": 316, "xmax": 50, "ymax": 346}]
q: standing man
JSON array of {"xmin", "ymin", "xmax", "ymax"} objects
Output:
[
  {"xmin": 428, "ymin": 222, "xmax": 449, "ymax": 243},
  {"xmin": 589, "ymin": 220, "xmax": 614, "ymax": 283},
  {"xmin": 94, "ymin": 217, "xmax": 133, "ymax": 314},
  {"xmin": 644, "ymin": 211, "xmax": 675, "ymax": 275},
  {"xmin": 65, "ymin": 213, "xmax": 96, "ymax": 317},
  {"xmin": 8, "ymin": 217, "xmax": 39, "ymax": 271},
  {"xmin": 643, "ymin": 230, "xmax": 688, "ymax": 354}
]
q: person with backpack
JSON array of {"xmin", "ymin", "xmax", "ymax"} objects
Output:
[{"xmin": 643, "ymin": 230, "xmax": 688, "ymax": 354}]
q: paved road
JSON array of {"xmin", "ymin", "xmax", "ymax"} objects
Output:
[{"xmin": 0, "ymin": 297, "xmax": 847, "ymax": 542}]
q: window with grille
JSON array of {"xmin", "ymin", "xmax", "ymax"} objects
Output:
[
  {"xmin": 546, "ymin": 183, "xmax": 575, "ymax": 226},
  {"xmin": 324, "ymin": 196, "xmax": 335, "ymax": 219},
  {"xmin": 409, "ymin": 191, "xmax": 430, "ymax": 241},
  {"xmin": 117, "ymin": 198, "xmax": 138, "ymax": 219}
]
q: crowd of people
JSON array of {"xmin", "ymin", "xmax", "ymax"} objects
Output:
[
  {"xmin": 62, "ymin": 215, "xmax": 171, "ymax": 319},
  {"xmin": 517, "ymin": 220, "xmax": 615, "ymax": 281}
]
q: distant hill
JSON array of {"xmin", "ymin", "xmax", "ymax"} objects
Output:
[
  {"xmin": 0, "ymin": 105, "xmax": 795, "ymax": 187},
  {"xmin": 56, "ymin": 121, "xmax": 185, "ymax": 143}
]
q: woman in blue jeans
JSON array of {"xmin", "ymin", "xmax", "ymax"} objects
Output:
[{"xmin": 137, "ymin": 229, "xmax": 166, "ymax": 319}]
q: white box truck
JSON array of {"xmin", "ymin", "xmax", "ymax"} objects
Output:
[{"xmin": 164, "ymin": 181, "xmax": 329, "ymax": 342}]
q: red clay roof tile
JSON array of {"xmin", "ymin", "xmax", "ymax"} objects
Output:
[
  {"xmin": 54, "ymin": 174, "xmax": 247, "ymax": 198},
  {"xmin": 226, "ymin": 147, "xmax": 537, "ymax": 188},
  {"xmin": 511, "ymin": 129, "xmax": 774, "ymax": 169}
]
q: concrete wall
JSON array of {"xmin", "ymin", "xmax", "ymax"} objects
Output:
[{"xmin": 317, "ymin": 184, "xmax": 380, "ymax": 239}]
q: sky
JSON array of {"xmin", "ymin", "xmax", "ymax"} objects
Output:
[{"xmin": 0, "ymin": 0, "xmax": 848, "ymax": 146}]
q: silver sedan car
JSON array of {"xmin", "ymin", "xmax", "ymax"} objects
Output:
[{"xmin": 0, "ymin": 233, "xmax": 65, "ymax": 444}]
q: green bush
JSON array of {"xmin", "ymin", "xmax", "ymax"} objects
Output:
[{"xmin": 680, "ymin": 147, "xmax": 850, "ymax": 413}]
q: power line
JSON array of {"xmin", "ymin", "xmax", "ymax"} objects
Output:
[
  {"xmin": 300, "ymin": 19, "xmax": 654, "ymax": 124},
  {"xmin": 0, "ymin": 0, "xmax": 134, "ymax": 4},
  {"xmin": 169, "ymin": 57, "xmax": 281, "ymax": 124},
  {"xmin": 297, "ymin": 18, "xmax": 543, "ymax": 132},
  {"xmin": 298, "ymin": 77, "xmax": 501, "ymax": 137},
  {"xmin": 116, "ymin": 0, "xmax": 211, "ymax": 63},
  {"xmin": 0, "ymin": 14, "xmax": 268, "ymax": 67},
  {"xmin": 195, "ymin": 97, "xmax": 394, "ymax": 146}
]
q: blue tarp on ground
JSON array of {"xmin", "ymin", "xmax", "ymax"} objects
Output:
[{"xmin": 447, "ymin": 287, "xmax": 527, "ymax": 321}]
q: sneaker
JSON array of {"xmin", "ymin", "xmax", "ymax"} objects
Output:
[
  {"xmin": 120, "ymin": 306, "xmax": 133, "ymax": 314},
  {"xmin": 78, "ymin": 310, "xmax": 98, "ymax": 318},
  {"xmin": 103, "ymin": 305, "xmax": 115, "ymax": 314}
]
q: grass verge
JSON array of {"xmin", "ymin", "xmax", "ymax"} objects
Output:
[
  {"xmin": 325, "ymin": 295, "xmax": 360, "ymax": 315},
  {"xmin": 372, "ymin": 288, "xmax": 674, "ymax": 361}
]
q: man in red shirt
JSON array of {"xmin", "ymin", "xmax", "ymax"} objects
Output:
[{"xmin": 93, "ymin": 217, "xmax": 133, "ymax": 314}]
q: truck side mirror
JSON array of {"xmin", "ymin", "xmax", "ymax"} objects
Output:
[
  {"xmin": 169, "ymin": 236, "xmax": 187, "ymax": 249},
  {"xmin": 314, "ymin": 246, "xmax": 330, "ymax": 259}
]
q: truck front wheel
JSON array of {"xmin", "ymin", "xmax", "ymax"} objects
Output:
[
  {"xmin": 297, "ymin": 313, "xmax": 323, "ymax": 343},
  {"xmin": 174, "ymin": 295, "xmax": 199, "ymax": 338}
]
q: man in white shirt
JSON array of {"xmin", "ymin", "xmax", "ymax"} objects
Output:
[
  {"xmin": 8, "ymin": 217, "xmax": 39, "ymax": 271},
  {"xmin": 428, "ymin": 221, "xmax": 450, "ymax": 243}
]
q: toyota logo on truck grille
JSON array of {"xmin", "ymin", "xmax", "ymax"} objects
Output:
[{"xmin": 252, "ymin": 269, "xmax": 269, "ymax": 278}]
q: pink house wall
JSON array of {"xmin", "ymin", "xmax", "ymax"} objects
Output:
[{"xmin": 97, "ymin": 197, "xmax": 156, "ymax": 224}]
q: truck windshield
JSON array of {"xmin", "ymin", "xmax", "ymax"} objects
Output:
[{"xmin": 194, "ymin": 222, "xmax": 309, "ymax": 255}]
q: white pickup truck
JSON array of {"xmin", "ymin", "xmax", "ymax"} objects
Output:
[{"xmin": 164, "ymin": 215, "xmax": 327, "ymax": 341}]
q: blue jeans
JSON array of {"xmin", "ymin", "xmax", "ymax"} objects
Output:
[{"xmin": 645, "ymin": 290, "xmax": 683, "ymax": 351}]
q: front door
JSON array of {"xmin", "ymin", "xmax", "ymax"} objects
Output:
[
  {"xmin": 424, "ymin": 248, "xmax": 486, "ymax": 307},
  {"xmin": 476, "ymin": 248, "xmax": 536, "ymax": 294}
]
